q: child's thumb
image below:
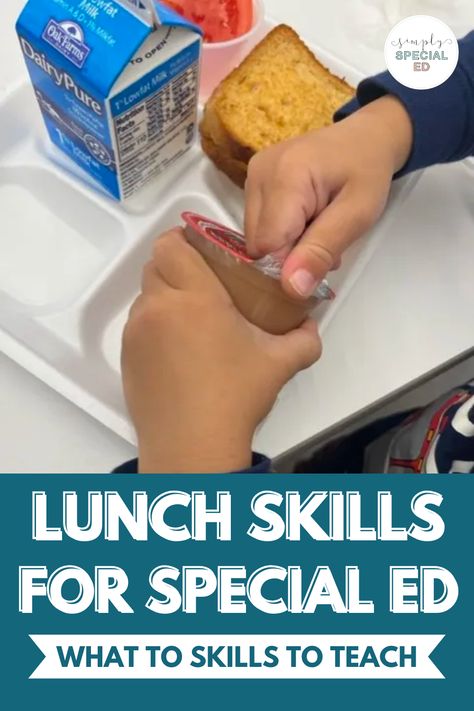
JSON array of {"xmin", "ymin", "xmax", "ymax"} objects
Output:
[{"xmin": 281, "ymin": 185, "xmax": 375, "ymax": 299}]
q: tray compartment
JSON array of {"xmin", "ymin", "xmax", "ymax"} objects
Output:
[
  {"xmin": 0, "ymin": 84, "xmax": 40, "ymax": 160},
  {"xmin": 0, "ymin": 165, "xmax": 126, "ymax": 315}
]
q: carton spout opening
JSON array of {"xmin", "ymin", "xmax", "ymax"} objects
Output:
[{"xmin": 118, "ymin": 1, "xmax": 154, "ymax": 26}]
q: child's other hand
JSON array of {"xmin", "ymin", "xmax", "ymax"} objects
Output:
[
  {"xmin": 245, "ymin": 96, "xmax": 413, "ymax": 299},
  {"xmin": 121, "ymin": 229, "xmax": 321, "ymax": 473}
]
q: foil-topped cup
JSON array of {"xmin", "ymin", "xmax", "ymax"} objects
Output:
[{"xmin": 182, "ymin": 211, "xmax": 335, "ymax": 335}]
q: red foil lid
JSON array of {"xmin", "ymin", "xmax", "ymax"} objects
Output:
[
  {"xmin": 182, "ymin": 211, "xmax": 335, "ymax": 300},
  {"xmin": 182, "ymin": 211, "xmax": 253, "ymax": 263}
]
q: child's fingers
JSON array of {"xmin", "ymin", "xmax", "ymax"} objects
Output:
[
  {"xmin": 245, "ymin": 151, "xmax": 318, "ymax": 258},
  {"xmin": 331, "ymin": 256, "xmax": 342, "ymax": 271},
  {"xmin": 244, "ymin": 177, "xmax": 263, "ymax": 257},
  {"xmin": 250, "ymin": 184, "xmax": 311, "ymax": 258},
  {"xmin": 127, "ymin": 294, "xmax": 145, "ymax": 322},
  {"xmin": 141, "ymin": 260, "xmax": 169, "ymax": 295},
  {"xmin": 152, "ymin": 228, "xmax": 223, "ymax": 293},
  {"xmin": 281, "ymin": 185, "xmax": 377, "ymax": 299},
  {"xmin": 275, "ymin": 318, "xmax": 322, "ymax": 377}
]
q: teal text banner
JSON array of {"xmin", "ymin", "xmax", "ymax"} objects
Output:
[{"xmin": 0, "ymin": 474, "xmax": 473, "ymax": 710}]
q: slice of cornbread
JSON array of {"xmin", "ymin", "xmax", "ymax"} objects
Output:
[
  {"xmin": 200, "ymin": 24, "xmax": 355, "ymax": 186},
  {"xmin": 200, "ymin": 134, "xmax": 248, "ymax": 188}
]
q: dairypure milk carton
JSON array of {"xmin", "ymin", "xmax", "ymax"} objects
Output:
[{"xmin": 16, "ymin": 0, "xmax": 202, "ymax": 200}]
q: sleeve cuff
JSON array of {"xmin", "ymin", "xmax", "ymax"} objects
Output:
[
  {"xmin": 112, "ymin": 452, "xmax": 272, "ymax": 474},
  {"xmin": 334, "ymin": 32, "xmax": 474, "ymax": 177},
  {"xmin": 244, "ymin": 453, "xmax": 272, "ymax": 473}
]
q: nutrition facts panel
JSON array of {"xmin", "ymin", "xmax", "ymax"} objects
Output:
[{"xmin": 114, "ymin": 62, "xmax": 199, "ymax": 198}]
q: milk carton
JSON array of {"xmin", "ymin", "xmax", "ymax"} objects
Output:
[{"xmin": 16, "ymin": 1, "xmax": 202, "ymax": 200}]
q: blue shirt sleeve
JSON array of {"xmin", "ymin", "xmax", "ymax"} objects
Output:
[
  {"xmin": 113, "ymin": 452, "xmax": 272, "ymax": 474},
  {"xmin": 334, "ymin": 31, "xmax": 474, "ymax": 176}
]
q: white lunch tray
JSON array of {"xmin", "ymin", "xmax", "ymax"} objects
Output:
[{"xmin": 0, "ymin": 27, "xmax": 419, "ymax": 445}]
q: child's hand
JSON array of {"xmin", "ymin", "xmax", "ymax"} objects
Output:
[
  {"xmin": 245, "ymin": 96, "xmax": 413, "ymax": 298},
  {"xmin": 121, "ymin": 229, "xmax": 321, "ymax": 473}
]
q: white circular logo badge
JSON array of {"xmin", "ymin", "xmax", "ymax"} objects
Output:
[{"xmin": 384, "ymin": 15, "xmax": 459, "ymax": 90}]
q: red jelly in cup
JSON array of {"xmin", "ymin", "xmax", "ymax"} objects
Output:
[
  {"xmin": 166, "ymin": 0, "xmax": 266, "ymax": 100},
  {"xmin": 163, "ymin": 0, "xmax": 254, "ymax": 43}
]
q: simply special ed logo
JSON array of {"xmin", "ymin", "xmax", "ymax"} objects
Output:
[
  {"xmin": 42, "ymin": 19, "xmax": 91, "ymax": 68},
  {"xmin": 385, "ymin": 15, "xmax": 459, "ymax": 90}
]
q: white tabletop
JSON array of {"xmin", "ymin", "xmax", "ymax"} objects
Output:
[{"xmin": 1, "ymin": 0, "xmax": 473, "ymax": 472}]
